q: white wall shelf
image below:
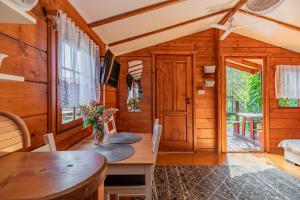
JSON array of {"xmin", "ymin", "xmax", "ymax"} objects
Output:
[{"xmin": 0, "ymin": 0, "xmax": 36, "ymax": 24}]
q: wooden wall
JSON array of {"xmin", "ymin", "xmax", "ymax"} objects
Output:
[
  {"xmin": 118, "ymin": 29, "xmax": 300, "ymax": 153},
  {"xmin": 119, "ymin": 29, "xmax": 218, "ymax": 151},
  {"xmin": 0, "ymin": 0, "xmax": 116, "ymax": 151},
  {"xmin": 218, "ymin": 32, "xmax": 300, "ymax": 153},
  {"xmin": 117, "ymin": 57, "xmax": 153, "ymax": 133}
]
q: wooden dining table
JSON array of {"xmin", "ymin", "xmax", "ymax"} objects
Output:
[
  {"xmin": 0, "ymin": 151, "xmax": 107, "ymax": 200},
  {"xmin": 70, "ymin": 133, "xmax": 154, "ymax": 200}
]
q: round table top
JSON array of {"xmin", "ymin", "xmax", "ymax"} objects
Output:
[{"xmin": 0, "ymin": 151, "xmax": 107, "ymax": 200}]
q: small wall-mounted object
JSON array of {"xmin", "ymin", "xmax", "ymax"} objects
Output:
[
  {"xmin": 0, "ymin": 53, "xmax": 8, "ymax": 66},
  {"xmin": 0, "ymin": 73, "xmax": 24, "ymax": 81},
  {"xmin": 197, "ymin": 85, "xmax": 205, "ymax": 95},
  {"xmin": 0, "ymin": 53, "xmax": 24, "ymax": 81},
  {"xmin": 204, "ymin": 65, "xmax": 216, "ymax": 74},
  {"xmin": 205, "ymin": 80, "xmax": 215, "ymax": 87},
  {"xmin": 197, "ymin": 89, "xmax": 205, "ymax": 95},
  {"xmin": 0, "ymin": 0, "xmax": 37, "ymax": 24}
]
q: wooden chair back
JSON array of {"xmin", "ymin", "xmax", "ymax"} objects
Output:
[
  {"xmin": 32, "ymin": 133, "xmax": 56, "ymax": 152},
  {"xmin": 0, "ymin": 111, "xmax": 31, "ymax": 157},
  {"xmin": 153, "ymin": 125, "xmax": 162, "ymax": 164},
  {"xmin": 104, "ymin": 115, "xmax": 117, "ymax": 135}
]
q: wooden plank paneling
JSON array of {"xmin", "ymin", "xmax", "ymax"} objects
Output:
[
  {"xmin": 0, "ymin": 14, "xmax": 47, "ymax": 51},
  {"xmin": 119, "ymin": 29, "xmax": 217, "ymax": 151},
  {"xmin": 0, "ymin": 81, "xmax": 47, "ymax": 117},
  {"xmin": 219, "ymin": 31, "xmax": 300, "ymax": 153},
  {"xmin": 119, "ymin": 28, "xmax": 300, "ymax": 153},
  {"xmin": 0, "ymin": 0, "xmax": 109, "ymax": 151},
  {"xmin": 117, "ymin": 57, "xmax": 152, "ymax": 133},
  {"xmin": 0, "ymin": 33, "xmax": 47, "ymax": 82}
]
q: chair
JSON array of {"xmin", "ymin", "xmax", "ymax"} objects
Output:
[
  {"xmin": 104, "ymin": 115, "xmax": 117, "ymax": 135},
  {"xmin": 152, "ymin": 119, "xmax": 159, "ymax": 152},
  {"xmin": 104, "ymin": 124, "xmax": 162, "ymax": 200},
  {"xmin": 32, "ymin": 133, "xmax": 56, "ymax": 152},
  {"xmin": 0, "ymin": 111, "xmax": 31, "ymax": 157}
]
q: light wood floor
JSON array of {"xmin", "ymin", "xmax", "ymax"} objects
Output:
[
  {"xmin": 157, "ymin": 152, "xmax": 300, "ymax": 179},
  {"xmin": 227, "ymin": 134, "xmax": 262, "ymax": 152}
]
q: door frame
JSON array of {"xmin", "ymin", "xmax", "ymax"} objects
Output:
[
  {"xmin": 217, "ymin": 55, "xmax": 270, "ymax": 153},
  {"xmin": 151, "ymin": 51, "xmax": 197, "ymax": 152}
]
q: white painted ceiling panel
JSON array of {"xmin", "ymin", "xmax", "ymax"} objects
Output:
[
  {"xmin": 92, "ymin": 0, "xmax": 237, "ymax": 43},
  {"xmin": 68, "ymin": 0, "xmax": 164, "ymax": 23},
  {"xmin": 242, "ymin": 0, "xmax": 300, "ymax": 27},
  {"xmin": 233, "ymin": 12, "xmax": 300, "ymax": 53},
  {"xmin": 68, "ymin": 0, "xmax": 300, "ymax": 55},
  {"xmin": 110, "ymin": 14, "xmax": 225, "ymax": 55}
]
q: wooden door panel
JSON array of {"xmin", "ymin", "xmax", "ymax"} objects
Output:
[
  {"xmin": 163, "ymin": 114, "xmax": 187, "ymax": 142},
  {"xmin": 175, "ymin": 62, "xmax": 187, "ymax": 112},
  {"xmin": 158, "ymin": 61, "xmax": 173, "ymax": 112},
  {"xmin": 156, "ymin": 55, "xmax": 193, "ymax": 151}
]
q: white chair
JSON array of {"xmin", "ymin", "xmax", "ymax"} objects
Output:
[
  {"xmin": 32, "ymin": 133, "xmax": 56, "ymax": 152},
  {"xmin": 104, "ymin": 124, "xmax": 162, "ymax": 200},
  {"xmin": 152, "ymin": 119, "xmax": 159, "ymax": 152},
  {"xmin": 104, "ymin": 116, "xmax": 117, "ymax": 135}
]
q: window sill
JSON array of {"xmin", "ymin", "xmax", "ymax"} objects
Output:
[{"xmin": 57, "ymin": 118, "xmax": 83, "ymax": 134}]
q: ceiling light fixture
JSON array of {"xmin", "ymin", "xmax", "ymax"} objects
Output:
[{"xmin": 245, "ymin": 0, "xmax": 285, "ymax": 15}]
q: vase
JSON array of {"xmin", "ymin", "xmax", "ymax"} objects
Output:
[{"xmin": 92, "ymin": 126, "xmax": 105, "ymax": 145}]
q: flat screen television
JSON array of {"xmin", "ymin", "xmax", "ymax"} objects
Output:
[
  {"xmin": 106, "ymin": 60, "xmax": 121, "ymax": 88},
  {"xmin": 100, "ymin": 50, "xmax": 114, "ymax": 84}
]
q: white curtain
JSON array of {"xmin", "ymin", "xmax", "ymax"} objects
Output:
[
  {"xmin": 275, "ymin": 65, "xmax": 300, "ymax": 99},
  {"xmin": 56, "ymin": 11, "xmax": 100, "ymax": 108}
]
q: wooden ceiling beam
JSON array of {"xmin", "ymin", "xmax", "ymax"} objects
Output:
[
  {"xmin": 226, "ymin": 61, "xmax": 258, "ymax": 74},
  {"xmin": 108, "ymin": 8, "xmax": 231, "ymax": 47},
  {"xmin": 230, "ymin": 58, "xmax": 262, "ymax": 70},
  {"xmin": 238, "ymin": 9, "xmax": 300, "ymax": 33},
  {"xmin": 88, "ymin": 0, "xmax": 186, "ymax": 28},
  {"xmin": 219, "ymin": 0, "xmax": 247, "ymax": 25}
]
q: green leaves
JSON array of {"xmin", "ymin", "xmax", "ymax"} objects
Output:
[
  {"xmin": 83, "ymin": 118, "xmax": 97, "ymax": 128},
  {"xmin": 96, "ymin": 105, "xmax": 105, "ymax": 114},
  {"xmin": 226, "ymin": 66, "xmax": 262, "ymax": 113}
]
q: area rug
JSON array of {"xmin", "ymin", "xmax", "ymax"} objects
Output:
[{"xmin": 136, "ymin": 165, "xmax": 300, "ymax": 200}]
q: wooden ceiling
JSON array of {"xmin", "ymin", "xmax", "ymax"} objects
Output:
[{"xmin": 69, "ymin": 0, "xmax": 300, "ymax": 55}]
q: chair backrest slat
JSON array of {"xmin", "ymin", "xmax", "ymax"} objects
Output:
[
  {"xmin": 33, "ymin": 133, "xmax": 56, "ymax": 152},
  {"xmin": 0, "ymin": 112, "xmax": 30, "ymax": 157},
  {"xmin": 152, "ymin": 125, "xmax": 162, "ymax": 164},
  {"xmin": 104, "ymin": 116, "xmax": 117, "ymax": 135},
  {"xmin": 152, "ymin": 119, "xmax": 159, "ymax": 147}
]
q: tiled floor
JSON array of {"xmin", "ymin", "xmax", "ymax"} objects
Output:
[{"xmin": 119, "ymin": 153, "xmax": 300, "ymax": 199}]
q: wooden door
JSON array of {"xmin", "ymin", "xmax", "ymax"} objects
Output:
[{"xmin": 156, "ymin": 55, "xmax": 193, "ymax": 151}]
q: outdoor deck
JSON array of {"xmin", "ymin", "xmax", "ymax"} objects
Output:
[{"xmin": 227, "ymin": 127, "xmax": 262, "ymax": 152}]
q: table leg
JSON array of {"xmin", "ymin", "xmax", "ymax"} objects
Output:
[{"xmin": 145, "ymin": 166, "xmax": 152, "ymax": 200}]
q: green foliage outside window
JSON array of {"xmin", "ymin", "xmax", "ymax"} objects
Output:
[
  {"xmin": 246, "ymin": 72, "xmax": 262, "ymax": 113},
  {"xmin": 278, "ymin": 98, "xmax": 299, "ymax": 107}
]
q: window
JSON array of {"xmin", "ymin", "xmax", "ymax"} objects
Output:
[
  {"xmin": 60, "ymin": 42, "xmax": 82, "ymax": 124},
  {"xmin": 278, "ymin": 98, "xmax": 300, "ymax": 108},
  {"xmin": 56, "ymin": 11, "xmax": 100, "ymax": 128},
  {"xmin": 275, "ymin": 65, "xmax": 300, "ymax": 108}
]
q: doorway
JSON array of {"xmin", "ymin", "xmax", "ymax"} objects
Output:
[
  {"xmin": 155, "ymin": 54, "xmax": 194, "ymax": 151},
  {"xmin": 222, "ymin": 57, "xmax": 266, "ymax": 152}
]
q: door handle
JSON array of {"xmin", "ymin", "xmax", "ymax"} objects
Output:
[{"xmin": 184, "ymin": 98, "xmax": 191, "ymax": 104}]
